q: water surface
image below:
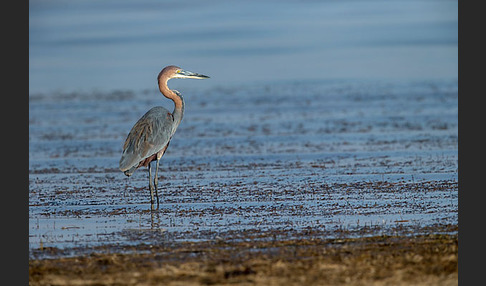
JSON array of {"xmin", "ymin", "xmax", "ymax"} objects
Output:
[
  {"xmin": 29, "ymin": 80, "xmax": 458, "ymax": 257},
  {"xmin": 29, "ymin": 0, "xmax": 457, "ymax": 258},
  {"xmin": 29, "ymin": 0, "xmax": 457, "ymax": 93}
]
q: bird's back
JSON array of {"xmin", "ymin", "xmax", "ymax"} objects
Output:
[{"xmin": 119, "ymin": 106, "xmax": 175, "ymax": 173}]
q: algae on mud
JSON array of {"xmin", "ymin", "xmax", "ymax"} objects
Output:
[{"xmin": 29, "ymin": 233, "xmax": 458, "ymax": 286}]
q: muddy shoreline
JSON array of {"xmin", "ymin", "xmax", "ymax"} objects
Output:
[{"xmin": 30, "ymin": 230, "xmax": 457, "ymax": 286}]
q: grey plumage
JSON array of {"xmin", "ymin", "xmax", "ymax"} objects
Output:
[
  {"xmin": 119, "ymin": 65, "xmax": 209, "ymax": 209},
  {"xmin": 120, "ymin": 106, "xmax": 174, "ymax": 175}
]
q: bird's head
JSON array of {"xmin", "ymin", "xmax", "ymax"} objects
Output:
[{"xmin": 160, "ymin": 65, "xmax": 210, "ymax": 80}]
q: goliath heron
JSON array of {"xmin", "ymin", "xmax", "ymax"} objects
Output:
[{"xmin": 119, "ymin": 65, "xmax": 209, "ymax": 209}]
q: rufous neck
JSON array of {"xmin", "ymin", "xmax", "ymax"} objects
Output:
[{"xmin": 158, "ymin": 75, "xmax": 183, "ymax": 110}]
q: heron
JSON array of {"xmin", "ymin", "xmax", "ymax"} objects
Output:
[{"xmin": 119, "ymin": 65, "xmax": 209, "ymax": 209}]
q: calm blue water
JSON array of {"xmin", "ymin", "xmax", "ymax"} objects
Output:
[{"xmin": 29, "ymin": 0, "xmax": 457, "ymax": 94}]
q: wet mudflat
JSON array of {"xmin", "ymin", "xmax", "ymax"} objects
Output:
[
  {"xmin": 29, "ymin": 80, "xmax": 458, "ymax": 284},
  {"xmin": 30, "ymin": 233, "xmax": 457, "ymax": 286}
]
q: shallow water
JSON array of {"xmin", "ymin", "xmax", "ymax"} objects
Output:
[{"xmin": 29, "ymin": 80, "xmax": 458, "ymax": 258}]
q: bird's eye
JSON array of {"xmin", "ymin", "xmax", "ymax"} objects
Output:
[{"xmin": 176, "ymin": 70, "xmax": 181, "ymax": 73}]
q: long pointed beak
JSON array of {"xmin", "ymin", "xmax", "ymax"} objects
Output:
[{"xmin": 178, "ymin": 70, "xmax": 210, "ymax": 79}]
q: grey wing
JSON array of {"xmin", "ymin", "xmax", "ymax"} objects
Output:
[{"xmin": 119, "ymin": 106, "xmax": 174, "ymax": 172}]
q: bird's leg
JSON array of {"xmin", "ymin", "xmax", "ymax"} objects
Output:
[
  {"xmin": 154, "ymin": 158, "xmax": 160, "ymax": 208},
  {"xmin": 148, "ymin": 162, "xmax": 155, "ymax": 209}
]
